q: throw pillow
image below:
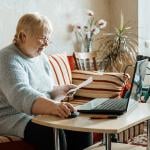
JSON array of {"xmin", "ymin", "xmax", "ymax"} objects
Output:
[
  {"xmin": 72, "ymin": 70, "xmax": 130, "ymax": 98},
  {"xmin": 48, "ymin": 53, "xmax": 72, "ymax": 86},
  {"xmin": 67, "ymin": 55, "xmax": 76, "ymax": 71}
]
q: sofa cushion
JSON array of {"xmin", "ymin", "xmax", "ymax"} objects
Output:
[
  {"xmin": 0, "ymin": 135, "xmax": 21, "ymax": 143},
  {"xmin": 67, "ymin": 55, "xmax": 76, "ymax": 71},
  {"xmin": 0, "ymin": 135, "xmax": 36, "ymax": 150},
  {"xmin": 72, "ymin": 70, "xmax": 130, "ymax": 98},
  {"xmin": 48, "ymin": 53, "xmax": 72, "ymax": 86}
]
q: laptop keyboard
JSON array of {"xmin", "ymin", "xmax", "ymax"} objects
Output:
[{"xmin": 94, "ymin": 99, "xmax": 127, "ymax": 111}]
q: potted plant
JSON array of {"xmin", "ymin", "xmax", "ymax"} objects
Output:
[{"xmin": 97, "ymin": 13, "xmax": 138, "ymax": 72}]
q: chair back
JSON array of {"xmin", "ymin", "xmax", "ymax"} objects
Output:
[{"xmin": 73, "ymin": 51, "xmax": 98, "ymax": 71}]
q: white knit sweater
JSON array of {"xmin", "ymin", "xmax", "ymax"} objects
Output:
[{"xmin": 0, "ymin": 44, "xmax": 54, "ymax": 138}]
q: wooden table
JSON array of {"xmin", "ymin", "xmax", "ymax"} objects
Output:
[{"xmin": 32, "ymin": 102, "xmax": 150, "ymax": 150}]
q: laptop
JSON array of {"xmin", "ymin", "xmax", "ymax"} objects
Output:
[{"xmin": 76, "ymin": 60, "xmax": 148, "ymax": 115}]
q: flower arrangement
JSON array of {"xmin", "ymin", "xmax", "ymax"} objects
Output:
[{"xmin": 74, "ymin": 10, "xmax": 107, "ymax": 52}]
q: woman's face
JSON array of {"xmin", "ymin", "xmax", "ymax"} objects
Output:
[{"xmin": 21, "ymin": 31, "xmax": 51, "ymax": 57}]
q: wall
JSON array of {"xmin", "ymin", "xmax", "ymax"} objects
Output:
[
  {"xmin": 0, "ymin": 0, "xmax": 110, "ymax": 55},
  {"xmin": 2, "ymin": 0, "xmax": 147, "ymax": 56},
  {"xmin": 109, "ymin": 0, "xmax": 138, "ymax": 35},
  {"xmin": 109, "ymin": 0, "xmax": 150, "ymax": 57}
]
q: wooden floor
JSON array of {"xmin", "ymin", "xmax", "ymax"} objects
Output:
[{"xmin": 84, "ymin": 142, "xmax": 146, "ymax": 150}]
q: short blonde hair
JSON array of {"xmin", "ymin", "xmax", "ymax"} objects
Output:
[{"xmin": 14, "ymin": 12, "xmax": 53, "ymax": 42}]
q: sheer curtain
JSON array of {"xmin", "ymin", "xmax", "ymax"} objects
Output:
[{"xmin": 138, "ymin": 0, "xmax": 150, "ymax": 57}]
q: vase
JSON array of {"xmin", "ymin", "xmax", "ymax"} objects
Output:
[
  {"xmin": 73, "ymin": 51, "xmax": 97, "ymax": 71},
  {"xmin": 83, "ymin": 39, "xmax": 92, "ymax": 52},
  {"xmin": 98, "ymin": 60, "xmax": 105, "ymax": 74}
]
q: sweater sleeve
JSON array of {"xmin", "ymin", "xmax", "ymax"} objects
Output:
[{"xmin": 0, "ymin": 56, "xmax": 44, "ymax": 115}]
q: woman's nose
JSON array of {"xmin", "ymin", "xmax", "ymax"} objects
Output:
[
  {"xmin": 43, "ymin": 39, "xmax": 49, "ymax": 46},
  {"xmin": 44, "ymin": 40, "xmax": 48, "ymax": 46}
]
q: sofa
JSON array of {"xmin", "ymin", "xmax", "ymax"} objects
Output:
[
  {"xmin": 0, "ymin": 136, "xmax": 36, "ymax": 150},
  {"xmin": 0, "ymin": 53, "xmax": 145, "ymax": 149}
]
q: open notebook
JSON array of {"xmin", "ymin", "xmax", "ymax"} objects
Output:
[{"xmin": 76, "ymin": 59, "xmax": 148, "ymax": 115}]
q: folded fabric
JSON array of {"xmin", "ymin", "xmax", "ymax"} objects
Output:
[{"xmin": 72, "ymin": 70, "xmax": 130, "ymax": 98}]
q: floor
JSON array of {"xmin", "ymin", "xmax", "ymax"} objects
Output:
[{"xmin": 84, "ymin": 142, "xmax": 146, "ymax": 150}]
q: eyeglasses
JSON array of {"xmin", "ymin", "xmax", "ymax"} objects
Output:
[{"xmin": 36, "ymin": 35, "xmax": 52, "ymax": 45}]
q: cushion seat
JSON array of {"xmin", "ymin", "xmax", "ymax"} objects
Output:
[
  {"xmin": 0, "ymin": 135, "xmax": 36, "ymax": 150},
  {"xmin": 0, "ymin": 135, "xmax": 22, "ymax": 143}
]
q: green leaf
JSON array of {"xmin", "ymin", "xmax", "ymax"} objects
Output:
[{"xmin": 120, "ymin": 11, "xmax": 124, "ymax": 30}]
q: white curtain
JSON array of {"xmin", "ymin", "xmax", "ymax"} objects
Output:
[{"xmin": 138, "ymin": 0, "xmax": 150, "ymax": 56}]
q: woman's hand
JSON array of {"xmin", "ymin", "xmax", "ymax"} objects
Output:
[
  {"xmin": 51, "ymin": 84, "xmax": 77, "ymax": 100},
  {"xmin": 32, "ymin": 97, "xmax": 76, "ymax": 118},
  {"xmin": 50, "ymin": 101, "xmax": 75, "ymax": 118}
]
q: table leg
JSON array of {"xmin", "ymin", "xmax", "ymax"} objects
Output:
[
  {"xmin": 53, "ymin": 128, "xmax": 60, "ymax": 150},
  {"xmin": 105, "ymin": 133, "xmax": 111, "ymax": 150},
  {"xmin": 147, "ymin": 120, "xmax": 150, "ymax": 150},
  {"xmin": 101, "ymin": 133, "xmax": 106, "ymax": 145}
]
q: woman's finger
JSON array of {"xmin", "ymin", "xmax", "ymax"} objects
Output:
[
  {"xmin": 58, "ymin": 103, "xmax": 71, "ymax": 117},
  {"xmin": 61, "ymin": 103, "xmax": 71, "ymax": 115},
  {"xmin": 64, "ymin": 102, "xmax": 75, "ymax": 112}
]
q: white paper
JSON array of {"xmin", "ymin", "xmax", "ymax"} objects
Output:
[{"xmin": 67, "ymin": 76, "xmax": 93, "ymax": 95}]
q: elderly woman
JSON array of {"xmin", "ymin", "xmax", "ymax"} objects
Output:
[{"xmin": 0, "ymin": 12, "xmax": 92, "ymax": 150}]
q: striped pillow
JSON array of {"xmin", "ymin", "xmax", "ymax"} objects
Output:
[
  {"xmin": 72, "ymin": 70, "xmax": 130, "ymax": 98},
  {"xmin": 0, "ymin": 135, "xmax": 21, "ymax": 143},
  {"xmin": 48, "ymin": 53, "xmax": 72, "ymax": 86}
]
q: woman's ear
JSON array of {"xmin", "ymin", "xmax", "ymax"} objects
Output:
[{"xmin": 18, "ymin": 31, "xmax": 26, "ymax": 43}]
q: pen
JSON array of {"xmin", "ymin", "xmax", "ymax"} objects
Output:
[{"xmin": 90, "ymin": 115, "xmax": 118, "ymax": 119}]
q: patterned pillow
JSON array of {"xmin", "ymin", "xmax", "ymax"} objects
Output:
[
  {"xmin": 48, "ymin": 53, "xmax": 72, "ymax": 86},
  {"xmin": 0, "ymin": 135, "xmax": 21, "ymax": 143},
  {"xmin": 72, "ymin": 70, "xmax": 130, "ymax": 98}
]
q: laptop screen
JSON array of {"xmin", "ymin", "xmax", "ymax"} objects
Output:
[{"xmin": 130, "ymin": 59, "xmax": 149, "ymax": 100}]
